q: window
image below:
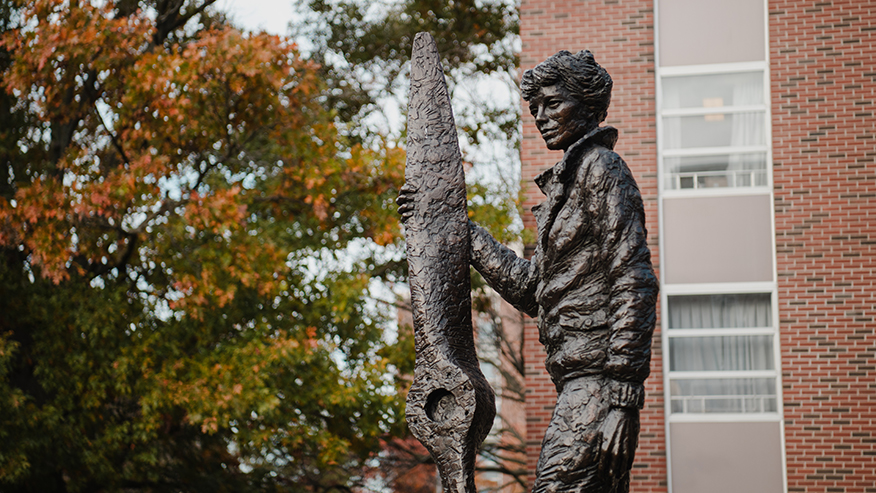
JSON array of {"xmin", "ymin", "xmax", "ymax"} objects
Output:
[
  {"xmin": 666, "ymin": 293, "xmax": 779, "ymax": 414},
  {"xmin": 660, "ymin": 68, "xmax": 769, "ymax": 191},
  {"xmin": 656, "ymin": 0, "xmax": 786, "ymax": 487}
]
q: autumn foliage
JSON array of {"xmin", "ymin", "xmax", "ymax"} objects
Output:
[{"xmin": 0, "ymin": 0, "xmax": 409, "ymax": 491}]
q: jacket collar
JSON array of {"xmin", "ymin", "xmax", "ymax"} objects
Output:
[{"xmin": 534, "ymin": 126, "xmax": 618, "ymax": 192}]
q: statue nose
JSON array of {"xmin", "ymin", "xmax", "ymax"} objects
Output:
[{"xmin": 535, "ymin": 106, "xmax": 549, "ymax": 125}]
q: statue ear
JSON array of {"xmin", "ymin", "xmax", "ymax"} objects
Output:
[
  {"xmin": 582, "ymin": 105, "xmax": 607, "ymax": 126},
  {"xmin": 573, "ymin": 107, "xmax": 599, "ymax": 130}
]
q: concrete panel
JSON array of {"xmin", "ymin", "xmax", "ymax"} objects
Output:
[
  {"xmin": 663, "ymin": 194, "xmax": 773, "ymax": 284},
  {"xmin": 659, "ymin": 0, "xmax": 765, "ymax": 67},
  {"xmin": 670, "ymin": 421, "xmax": 784, "ymax": 493}
]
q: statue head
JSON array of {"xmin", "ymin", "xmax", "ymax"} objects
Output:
[{"xmin": 521, "ymin": 50, "xmax": 612, "ymax": 151}]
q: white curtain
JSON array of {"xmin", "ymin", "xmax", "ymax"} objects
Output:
[
  {"xmin": 668, "ymin": 293, "xmax": 771, "ymax": 329},
  {"xmin": 728, "ymin": 78, "xmax": 765, "ymax": 183},
  {"xmin": 669, "ymin": 294, "xmax": 776, "ymax": 413},
  {"xmin": 661, "ymin": 72, "xmax": 766, "ymax": 188},
  {"xmin": 662, "ymin": 87, "xmax": 682, "ymax": 150},
  {"xmin": 670, "ymin": 335, "xmax": 774, "ymax": 372},
  {"xmin": 661, "ymin": 86, "xmax": 683, "ymax": 189}
]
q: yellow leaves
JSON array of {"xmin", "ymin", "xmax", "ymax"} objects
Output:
[{"xmin": 138, "ymin": 335, "xmax": 311, "ymax": 440}]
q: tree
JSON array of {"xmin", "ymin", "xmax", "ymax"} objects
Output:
[
  {"xmin": 294, "ymin": 0, "xmax": 523, "ymax": 233},
  {"xmin": 471, "ymin": 287, "xmax": 528, "ymax": 492},
  {"xmin": 0, "ymin": 1, "xmax": 409, "ymax": 491}
]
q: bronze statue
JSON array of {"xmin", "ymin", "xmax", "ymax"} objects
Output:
[
  {"xmin": 399, "ymin": 45, "xmax": 657, "ymax": 493},
  {"xmin": 399, "ymin": 33, "xmax": 496, "ymax": 493}
]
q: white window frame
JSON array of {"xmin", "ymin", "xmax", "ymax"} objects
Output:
[
  {"xmin": 655, "ymin": 0, "xmax": 788, "ymax": 490},
  {"xmin": 661, "ymin": 282, "xmax": 783, "ymax": 424},
  {"xmin": 657, "ymin": 61, "xmax": 774, "ymax": 198}
]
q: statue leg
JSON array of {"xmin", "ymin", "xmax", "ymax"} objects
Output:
[{"xmin": 532, "ymin": 377, "xmax": 630, "ymax": 493}]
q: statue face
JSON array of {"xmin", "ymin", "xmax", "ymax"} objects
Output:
[{"xmin": 528, "ymin": 84, "xmax": 592, "ymax": 151}]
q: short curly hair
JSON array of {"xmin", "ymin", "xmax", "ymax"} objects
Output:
[{"xmin": 521, "ymin": 50, "xmax": 613, "ymax": 125}]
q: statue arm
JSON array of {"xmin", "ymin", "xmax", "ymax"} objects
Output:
[
  {"xmin": 468, "ymin": 221, "xmax": 539, "ymax": 318},
  {"xmin": 589, "ymin": 152, "xmax": 658, "ymax": 409}
]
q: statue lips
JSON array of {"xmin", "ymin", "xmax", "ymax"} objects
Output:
[
  {"xmin": 539, "ymin": 127, "xmax": 565, "ymax": 149},
  {"xmin": 539, "ymin": 127, "xmax": 559, "ymax": 141}
]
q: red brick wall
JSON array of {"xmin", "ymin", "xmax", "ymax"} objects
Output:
[
  {"xmin": 519, "ymin": 1, "xmax": 665, "ymax": 490},
  {"xmin": 769, "ymin": 1, "xmax": 876, "ymax": 492}
]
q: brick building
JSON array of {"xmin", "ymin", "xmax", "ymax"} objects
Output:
[{"xmin": 517, "ymin": 1, "xmax": 876, "ymax": 492}]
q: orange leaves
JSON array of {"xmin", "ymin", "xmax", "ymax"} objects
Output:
[
  {"xmin": 1, "ymin": 0, "xmax": 404, "ymax": 315},
  {"xmin": 2, "ymin": 0, "xmax": 152, "ymax": 121},
  {"xmin": 307, "ymin": 194, "xmax": 330, "ymax": 222},
  {"xmin": 122, "ymin": 27, "xmax": 318, "ymax": 159},
  {"xmin": 341, "ymin": 143, "xmax": 407, "ymax": 247},
  {"xmin": 0, "ymin": 2, "xmax": 415, "ymax": 488},
  {"xmin": 184, "ymin": 186, "xmax": 245, "ymax": 235},
  {"xmin": 0, "ymin": 175, "xmax": 75, "ymax": 282},
  {"xmin": 304, "ymin": 326, "xmax": 319, "ymax": 350},
  {"xmin": 200, "ymin": 417, "xmax": 219, "ymax": 434}
]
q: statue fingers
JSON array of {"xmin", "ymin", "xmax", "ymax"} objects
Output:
[
  {"xmin": 597, "ymin": 410, "xmax": 627, "ymax": 479},
  {"xmin": 397, "ymin": 200, "xmax": 415, "ymax": 216},
  {"xmin": 396, "ymin": 184, "xmax": 419, "ymax": 221},
  {"xmin": 397, "ymin": 182, "xmax": 417, "ymax": 200}
]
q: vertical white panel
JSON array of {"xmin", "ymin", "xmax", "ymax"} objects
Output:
[
  {"xmin": 663, "ymin": 195, "xmax": 773, "ymax": 284},
  {"xmin": 670, "ymin": 422, "xmax": 784, "ymax": 493},
  {"xmin": 658, "ymin": 0, "xmax": 765, "ymax": 67}
]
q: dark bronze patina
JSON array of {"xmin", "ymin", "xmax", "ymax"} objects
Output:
[
  {"xmin": 399, "ymin": 32, "xmax": 496, "ymax": 493},
  {"xmin": 400, "ymin": 43, "xmax": 657, "ymax": 493}
]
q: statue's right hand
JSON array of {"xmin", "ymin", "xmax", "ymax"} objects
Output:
[
  {"xmin": 597, "ymin": 407, "xmax": 638, "ymax": 482},
  {"xmin": 396, "ymin": 183, "xmax": 417, "ymax": 224}
]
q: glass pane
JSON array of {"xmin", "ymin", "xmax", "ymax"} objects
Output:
[
  {"xmin": 670, "ymin": 378, "xmax": 777, "ymax": 413},
  {"xmin": 670, "ymin": 335, "xmax": 775, "ymax": 371},
  {"xmin": 664, "ymin": 153, "xmax": 767, "ymax": 190},
  {"xmin": 662, "ymin": 72, "xmax": 764, "ymax": 110},
  {"xmin": 667, "ymin": 293, "xmax": 772, "ymax": 329},
  {"xmin": 663, "ymin": 112, "xmax": 765, "ymax": 149}
]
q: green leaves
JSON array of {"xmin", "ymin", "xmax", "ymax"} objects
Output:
[
  {"xmin": 0, "ymin": 1, "xmax": 409, "ymax": 491},
  {"xmin": 0, "ymin": 0, "xmax": 528, "ymax": 489}
]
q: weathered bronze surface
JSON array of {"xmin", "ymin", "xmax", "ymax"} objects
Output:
[
  {"xmin": 400, "ymin": 32, "xmax": 496, "ymax": 493},
  {"xmin": 470, "ymin": 50, "xmax": 658, "ymax": 493},
  {"xmin": 399, "ymin": 43, "xmax": 657, "ymax": 493}
]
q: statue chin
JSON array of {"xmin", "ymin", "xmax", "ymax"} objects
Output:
[
  {"xmin": 543, "ymin": 138, "xmax": 564, "ymax": 151},
  {"xmin": 542, "ymin": 124, "xmax": 595, "ymax": 151}
]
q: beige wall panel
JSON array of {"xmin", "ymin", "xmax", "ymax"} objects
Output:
[
  {"xmin": 663, "ymin": 195, "xmax": 773, "ymax": 284},
  {"xmin": 670, "ymin": 421, "xmax": 784, "ymax": 493},
  {"xmin": 658, "ymin": 0, "xmax": 765, "ymax": 67}
]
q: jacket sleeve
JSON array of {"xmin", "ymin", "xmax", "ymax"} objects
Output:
[
  {"xmin": 585, "ymin": 150, "xmax": 658, "ymax": 409},
  {"xmin": 468, "ymin": 220, "xmax": 539, "ymax": 318}
]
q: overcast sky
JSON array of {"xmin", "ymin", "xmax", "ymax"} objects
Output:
[{"xmin": 218, "ymin": 0, "xmax": 297, "ymax": 35}]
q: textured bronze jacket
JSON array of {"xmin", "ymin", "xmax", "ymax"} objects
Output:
[{"xmin": 470, "ymin": 126, "xmax": 658, "ymax": 408}]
